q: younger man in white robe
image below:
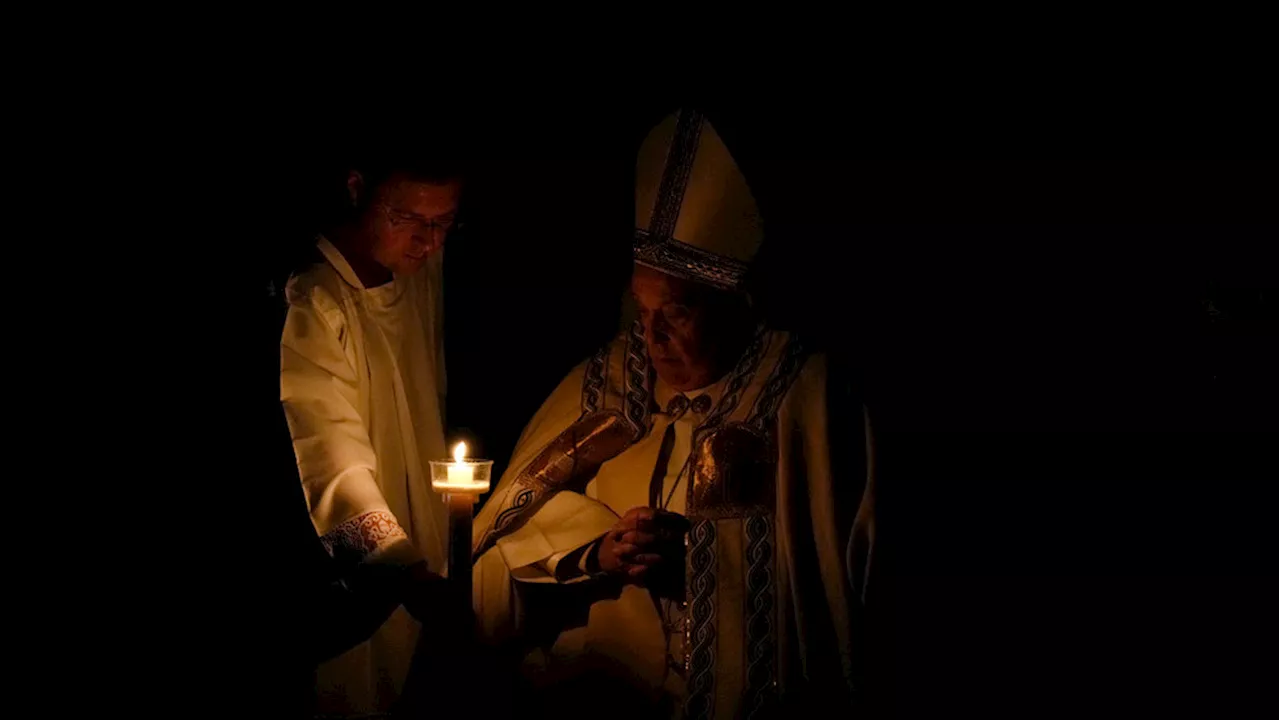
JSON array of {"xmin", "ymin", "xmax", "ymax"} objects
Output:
[
  {"xmin": 280, "ymin": 147, "xmax": 462, "ymax": 716},
  {"xmin": 473, "ymin": 109, "xmax": 876, "ymax": 718}
]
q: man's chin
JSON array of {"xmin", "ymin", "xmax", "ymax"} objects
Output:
[
  {"xmin": 654, "ymin": 365, "xmax": 694, "ymax": 391},
  {"xmin": 396, "ymin": 256, "xmax": 429, "ymax": 275},
  {"xmin": 401, "ymin": 246, "xmax": 445, "ymax": 273}
]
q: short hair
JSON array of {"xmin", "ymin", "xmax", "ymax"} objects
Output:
[
  {"xmin": 309, "ymin": 120, "xmax": 471, "ymax": 232},
  {"xmin": 351, "ymin": 135, "xmax": 468, "ymax": 192}
]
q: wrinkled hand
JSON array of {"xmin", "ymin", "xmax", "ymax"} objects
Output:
[{"xmin": 597, "ymin": 507, "xmax": 690, "ymax": 590}]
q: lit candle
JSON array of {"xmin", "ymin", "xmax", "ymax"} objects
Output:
[
  {"xmin": 429, "ymin": 443, "xmax": 493, "ymax": 617},
  {"xmin": 433, "ymin": 441, "xmax": 490, "ymax": 493},
  {"xmin": 447, "ymin": 442, "xmax": 473, "ymax": 486}
]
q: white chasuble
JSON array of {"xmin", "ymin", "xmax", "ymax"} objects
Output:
[{"xmin": 472, "ymin": 323, "xmax": 876, "ymax": 718}]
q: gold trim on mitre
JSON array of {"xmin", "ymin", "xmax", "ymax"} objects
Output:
[{"xmin": 633, "ymin": 109, "xmax": 763, "ymax": 291}]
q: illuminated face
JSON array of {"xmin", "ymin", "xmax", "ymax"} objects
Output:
[
  {"xmin": 362, "ymin": 174, "xmax": 461, "ymax": 276},
  {"xmin": 631, "ymin": 264, "xmax": 746, "ymax": 392}
]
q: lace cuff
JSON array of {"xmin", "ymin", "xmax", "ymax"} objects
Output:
[{"xmin": 320, "ymin": 510, "xmax": 410, "ymax": 562}]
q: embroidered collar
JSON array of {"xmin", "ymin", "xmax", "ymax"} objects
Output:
[{"xmin": 653, "ymin": 378, "xmax": 723, "ymax": 420}]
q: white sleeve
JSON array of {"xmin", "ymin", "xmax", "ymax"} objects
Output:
[
  {"xmin": 280, "ymin": 288, "xmax": 415, "ymax": 564},
  {"xmin": 472, "ymin": 358, "xmax": 620, "ymax": 581},
  {"xmin": 496, "ymin": 491, "xmax": 618, "ymax": 583}
]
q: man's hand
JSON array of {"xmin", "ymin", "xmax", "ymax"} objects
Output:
[
  {"xmin": 310, "ymin": 563, "xmax": 405, "ymax": 662},
  {"xmin": 402, "ymin": 560, "xmax": 450, "ymax": 623},
  {"xmin": 597, "ymin": 507, "xmax": 690, "ymax": 591}
]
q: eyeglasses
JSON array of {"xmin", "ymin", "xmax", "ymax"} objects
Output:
[{"xmin": 377, "ymin": 204, "xmax": 466, "ymax": 235}]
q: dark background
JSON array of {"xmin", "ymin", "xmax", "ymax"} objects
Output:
[{"xmin": 241, "ymin": 57, "xmax": 1274, "ymax": 717}]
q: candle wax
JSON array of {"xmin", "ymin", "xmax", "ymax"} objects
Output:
[
  {"xmin": 433, "ymin": 461, "xmax": 489, "ymax": 493},
  {"xmin": 447, "ymin": 462, "xmax": 474, "ymax": 486}
]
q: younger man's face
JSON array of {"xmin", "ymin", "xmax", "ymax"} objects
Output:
[{"xmin": 361, "ymin": 174, "xmax": 461, "ymax": 276}]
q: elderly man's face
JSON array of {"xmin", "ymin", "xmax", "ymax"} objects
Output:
[{"xmin": 631, "ymin": 264, "xmax": 748, "ymax": 392}]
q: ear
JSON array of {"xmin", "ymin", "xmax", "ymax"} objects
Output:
[{"xmin": 346, "ymin": 170, "xmax": 366, "ymax": 207}]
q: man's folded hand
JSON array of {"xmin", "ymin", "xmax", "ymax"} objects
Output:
[{"xmin": 597, "ymin": 507, "xmax": 689, "ymax": 595}]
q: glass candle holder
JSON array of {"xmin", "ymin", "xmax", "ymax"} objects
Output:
[
  {"xmin": 428, "ymin": 458, "xmax": 493, "ymax": 494},
  {"xmin": 430, "ymin": 450, "xmax": 492, "ymax": 612}
]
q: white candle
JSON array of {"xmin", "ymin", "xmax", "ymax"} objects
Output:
[
  {"xmin": 447, "ymin": 442, "xmax": 473, "ymax": 485},
  {"xmin": 433, "ymin": 441, "xmax": 490, "ymax": 492}
]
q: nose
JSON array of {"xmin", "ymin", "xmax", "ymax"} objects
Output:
[
  {"xmin": 426, "ymin": 224, "xmax": 447, "ymax": 249},
  {"xmin": 411, "ymin": 229, "xmax": 444, "ymax": 254},
  {"xmin": 643, "ymin": 315, "xmax": 670, "ymax": 347}
]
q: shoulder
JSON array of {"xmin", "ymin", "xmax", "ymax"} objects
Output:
[
  {"xmin": 765, "ymin": 330, "xmax": 846, "ymax": 413},
  {"xmin": 795, "ymin": 350, "xmax": 829, "ymax": 390},
  {"xmin": 601, "ymin": 328, "xmax": 634, "ymax": 360},
  {"xmin": 779, "ymin": 346, "xmax": 830, "ymax": 408},
  {"xmin": 567, "ymin": 329, "xmax": 632, "ymax": 396},
  {"xmin": 510, "ymin": 345, "xmax": 607, "ymax": 452},
  {"xmin": 755, "ymin": 329, "xmax": 825, "ymax": 395},
  {"xmin": 582, "ymin": 328, "xmax": 634, "ymax": 382},
  {"xmin": 284, "ymin": 255, "xmax": 339, "ymax": 305},
  {"xmin": 283, "ymin": 262, "xmax": 348, "ymax": 341},
  {"xmin": 543, "ymin": 329, "xmax": 632, "ymax": 419},
  {"xmin": 779, "ymin": 348, "xmax": 866, "ymax": 434}
]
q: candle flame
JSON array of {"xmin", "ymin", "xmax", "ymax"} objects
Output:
[{"xmin": 453, "ymin": 441, "xmax": 467, "ymax": 463}]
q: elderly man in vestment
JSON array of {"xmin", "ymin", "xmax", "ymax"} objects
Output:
[
  {"xmin": 280, "ymin": 147, "xmax": 462, "ymax": 717},
  {"xmin": 472, "ymin": 109, "xmax": 876, "ymax": 718}
]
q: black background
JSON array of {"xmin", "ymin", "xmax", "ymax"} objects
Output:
[{"xmin": 235, "ymin": 46, "xmax": 1274, "ymax": 718}]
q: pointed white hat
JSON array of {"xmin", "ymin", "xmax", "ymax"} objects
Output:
[{"xmin": 633, "ymin": 109, "xmax": 763, "ymax": 290}]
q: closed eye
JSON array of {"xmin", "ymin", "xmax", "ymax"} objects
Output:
[
  {"xmin": 387, "ymin": 210, "xmax": 415, "ymax": 225},
  {"xmin": 664, "ymin": 305, "xmax": 690, "ymax": 321}
]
